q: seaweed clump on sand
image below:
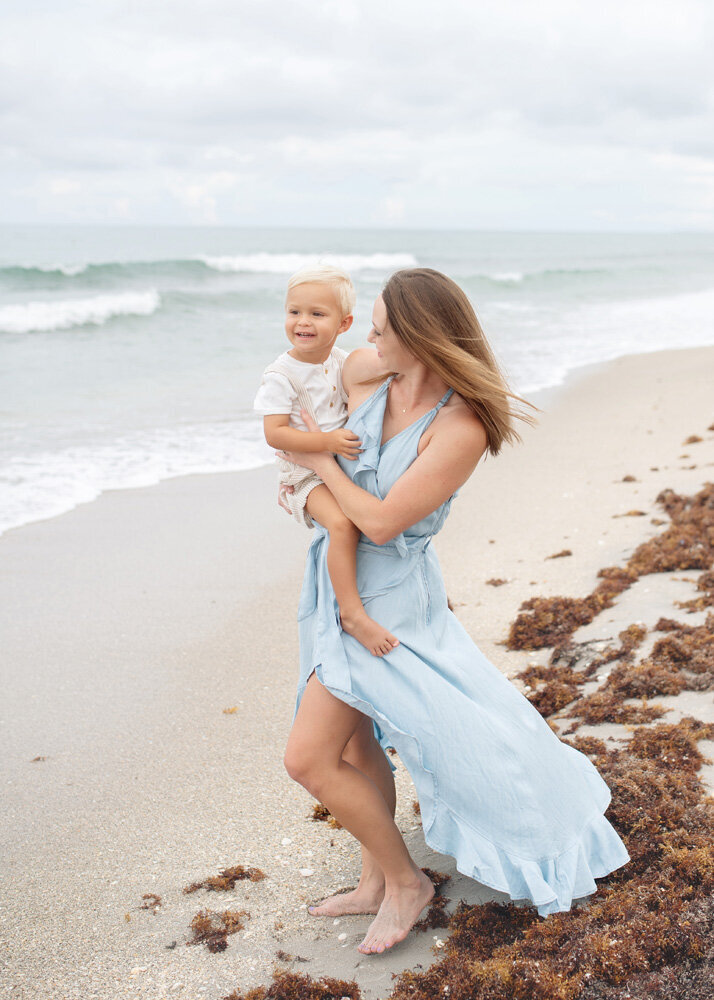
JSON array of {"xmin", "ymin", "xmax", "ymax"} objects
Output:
[
  {"xmin": 188, "ymin": 909, "xmax": 249, "ymax": 952},
  {"xmin": 507, "ymin": 567, "xmax": 635, "ymax": 650},
  {"xmin": 507, "ymin": 483, "xmax": 714, "ymax": 651},
  {"xmin": 184, "ymin": 864, "xmax": 266, "ymax": 894},
  {"xmin": 515, "ymin": 624, "xmax": 650, "ymax": 724},
  {"xmin": 414, "ymin": 869, "xmax": 451, "ymax": 932},
  {"xmin": 223, "ymin": 971, "xmax": 361, "ymax": 1000},
  {"xmin": 677, "ymin": 568, "xmax": 714, "ymax": 613},
  {"xmin": 388, "ymin": 715, "xmax": 714, "ymax": 1000},
  {"xmin": 559, "ymin": 613, "xmax": 714, "ymax": 731},
  {"xmin": 310, "ymin": 803, "xmax": 342, "ymax": 829}
]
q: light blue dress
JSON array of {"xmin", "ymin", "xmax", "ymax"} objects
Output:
[{"xmin": 295, "ymin": 377, "xmax": 629, "ymax": 916}]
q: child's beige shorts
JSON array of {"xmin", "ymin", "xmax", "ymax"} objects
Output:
[{"xmin": 276, "ymin": 457, "xmax": 322, "ymax": 529}]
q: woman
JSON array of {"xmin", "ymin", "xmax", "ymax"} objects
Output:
[{"xmin": 280, "ymin": 268, "xmax": 629, "ymax": 956}]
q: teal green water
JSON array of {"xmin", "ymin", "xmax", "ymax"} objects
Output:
[{"xmin": 1, "ymin": 226, "xmax": 713, "ymax": 534}]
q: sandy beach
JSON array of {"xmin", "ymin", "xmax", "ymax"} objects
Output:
[{"xmin": 2, "ymin": 344, "xmax": 713, "ymax": 1000}]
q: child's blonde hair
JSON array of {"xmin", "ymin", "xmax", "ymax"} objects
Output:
[{"xmin": 286, "ymin": 263, "xmax": 356, "ymax": 317}]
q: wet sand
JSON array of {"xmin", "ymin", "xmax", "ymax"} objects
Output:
[{"xmin": 1, "ymin": 345, "xmax": 713, "ymax": 999}]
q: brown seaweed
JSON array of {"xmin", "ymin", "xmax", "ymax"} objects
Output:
[
  {"xmin": 388, "ymin": 715, "xmax": 714, "ymax": 1000},
  {"xmin": 546, "ymin": 549, "xmax": 573, "ymax": 559},
  {"xmin": 508, "ymin": 484, "xmax": 714, "ymax": 651},
  {"xmin": 184, "ymin": 864, "xmax": 266, "ymax": 894},
  {"xmin": 223, "ymin": 971, "xmax": 361, "ymax": 1000},
  {"xmin": 310, "ymin": 803, "xmax": 342, "ymax": 829},
  {"xmin": 188, "ymin": 909, "xmax": 248, "ymax": 952}
]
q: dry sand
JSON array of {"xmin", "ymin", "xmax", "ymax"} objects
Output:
[{"xmin": 1, "ymin": 345, "xmax": 713, "ymax": 1000}]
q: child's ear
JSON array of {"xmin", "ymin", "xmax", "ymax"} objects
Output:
[{"xmin": 339, "ymin": 314, "xmax": 354, "ymax": 334}]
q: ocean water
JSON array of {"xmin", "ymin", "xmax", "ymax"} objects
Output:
[{"xmin": 2, "ymin": 226, "xmax": 714, "ymax": 536}]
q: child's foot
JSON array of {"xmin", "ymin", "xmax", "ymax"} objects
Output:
[
  {"xmin": 308, "ymin": 883, "xmax": 384, "ymax": 917},
  {"xmin": 340, "ymin": 610, "xmax": 399, "ymax": 657},
  {"xmin": 357, "ymin": 870, "xmax": 434, "ymax": 954}
]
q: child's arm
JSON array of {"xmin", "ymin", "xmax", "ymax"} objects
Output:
[{"xmin": 264, "ymin": 415, "xmax": 361, "ymax": 461}]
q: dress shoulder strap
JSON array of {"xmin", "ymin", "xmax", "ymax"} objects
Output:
[
  {"xmin": 434, "ymin": 388, "xmax": 454, "ymax": 411},
  {"xmin": 263, "ymin": 361, "xmax": 319, "ymax": 425}
]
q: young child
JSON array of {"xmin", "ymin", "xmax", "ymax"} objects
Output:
[{"xmin": 254, "ymin": 264, "xmax": 399, "ymax": 657}]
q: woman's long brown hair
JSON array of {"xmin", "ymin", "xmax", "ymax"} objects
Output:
[{"xmin": 382, "ymin": 268, "xmax": 536, "ymax": 455}]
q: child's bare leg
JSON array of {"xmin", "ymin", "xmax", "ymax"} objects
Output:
[{"xmin": 306, "ymin": 485, "xmax": 399, "ymax": 657}]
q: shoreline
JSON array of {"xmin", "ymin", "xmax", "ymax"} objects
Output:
[
  {"xmin": 1, "ymin": 343, "xmax": 714, "ymax": 999},
  {"xmin": 3, "ymin": 340, "xmax": 710, "ymax": 543}
]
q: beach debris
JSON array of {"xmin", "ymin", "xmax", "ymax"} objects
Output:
[
  {"xmin": 621, "ymin": 475, "xmax": 638, "ymax": 482},
  {"xmin": 223, "ymin": 970, "xmax": 361, "ymax": 1000},
  {"xmin": 188, "ymin": 909, "xmax": 248, "ymax": 953},
  {"xmin": 274, "ymin": 950, "xmax": 310, "ymax": 964},
  {"xmin": 223, "ymin": 706, "xmax": 239, "ymax": 714},
  {"xmin": 414, "ymin": 869, "xmax": 452, "ymax": 933},
  {"xmin": 613, "ymin": 510, "xmax": 646, "ymax": 517},
  {"xmin": 389, "ymin": 715, "xmax": 714, "ymax": 1000},
  {"xmin": 184, "ymin": 864, "xmax": 266, "ymax": 894},
  {"xmin": 683, "ymin": 435, "xmax": 703, "ymax": 444},
  {"xmin": 165, "ymin": 940, "xmax": 177, "ymax": 949},
  {"xmin": 508, "ymin": 483, "xmax": 714, "ymax": 651},
  {"xmin": 299, "ymin": 869, "xmax": 315, "ymax": 877},
  {"xmin": 139, "ymin": 892, "xmax": 162, "ymax": 913},
  {"xmin": 676, "ymin": 568, "xmax": 714, "ymax": 613},
  {"xmin": 545, "ymin": 549, "xmax": 572, "ymax": 559},
  {"xmin": 412, "ymin": 800, "xmax": 421, "ymax": 815},
  {"xmin": 485, "ymin": 577, "xmax": 508, "ymax": 586},
  {"xmin": 30, "ymin": 755, "xmax": 47, "ymax": 762},
  {"xmin": 310, "ymin": 802, "xmax": 342, "ymax": 829}
]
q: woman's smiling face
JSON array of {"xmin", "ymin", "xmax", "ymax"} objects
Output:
[{"xmin": 368, "ymin": 295, "xmax": 413, "ymax": 371}]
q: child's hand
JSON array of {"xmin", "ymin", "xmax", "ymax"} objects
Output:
[{"xmin": 326, "ymin": 428, "xmax": 362, "ymax": 460}]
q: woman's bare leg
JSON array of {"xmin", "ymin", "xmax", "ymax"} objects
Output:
[
  {"xmin": 305, "ymin": 486, "xmax": 399, "ymax": 657},
  {"xmin": 284, "ymin": 674, "xmax": 433, "ymax": 954},
  {"xmin": 308, "ymin": 714, "xmax": 395, "ymax": 916}
]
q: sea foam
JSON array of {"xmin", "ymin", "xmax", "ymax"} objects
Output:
[
  {"xmin": 0, "ymin": 419, "xmax": 273, "ymax": 537},
  {"xmin": 200, "ymin": 252, "xmax": 418, "ymax": 274},
  {"xmin": 0, "ymin": 289, "xmax": 161, "ymax": 334}
]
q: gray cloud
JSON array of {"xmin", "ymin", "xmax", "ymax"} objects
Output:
[{"xmin": 2, "ymin": 0, "xmax": 713, "ymax": 227}]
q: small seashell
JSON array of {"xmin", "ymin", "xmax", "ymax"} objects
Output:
[
  {"xmin": 338, "ymin": 932, "xmax": 347, "ymax": 941},
  {"xmin": 299, "ymin": 868, "xmax": 315, "ymax": 877}
]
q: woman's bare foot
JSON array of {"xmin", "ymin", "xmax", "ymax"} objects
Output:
[
  {"xmin": 357, "ymin": 870, "xmax": 434, "ymax": 955},
  {"xmin": 308, "ymin": 883, "xmax": 385, "ymax": 917},
  {"xmin": 340, "ymin": 609, "xmax": 399, "ymax": 657}
]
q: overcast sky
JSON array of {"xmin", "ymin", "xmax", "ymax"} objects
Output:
[{"xmin": 2, "ymin": 0, "xmax": 713, "ymax": 229}]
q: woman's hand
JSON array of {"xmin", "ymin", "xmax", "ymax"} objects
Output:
[
  {"xmin": 277, "ymin": 447, "xmax": 332, "ymax": 476},
  {"xmin": 278, "ymin": 410, "xmax": 360, "ymax": 471}
]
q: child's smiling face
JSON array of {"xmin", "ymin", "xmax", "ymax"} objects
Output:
[{"xmin": 284, "ymin": 282, "xmax": 352, "ymax": 363}]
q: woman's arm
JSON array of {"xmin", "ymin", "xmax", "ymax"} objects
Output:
[
  {"xmin": 282, "ymin": 410, "xmax": 487, "ymax": 545},
  {"xmin": 264, "ymin": 415, "xmax": 361, "ymax": 460}
]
